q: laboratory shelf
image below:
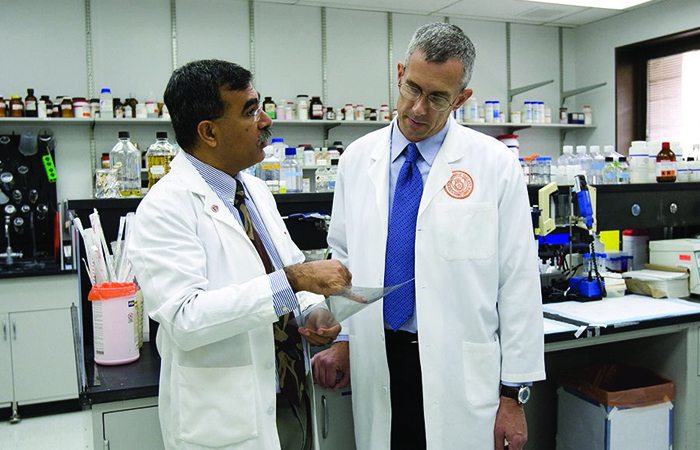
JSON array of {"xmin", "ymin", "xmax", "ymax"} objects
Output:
[{"xmin": 0, "ymin": 117, "xmax": 93, "ymax": 124}]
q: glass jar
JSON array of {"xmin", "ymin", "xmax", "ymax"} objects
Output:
[
  {"xmin": 310, "ymin": 96, "xmax": 324, "ymax": 120},
  {"xmin": 655, "ymin": 141, "xmax": 676, "ymax": 182},
  {"xmin": 0, "ymin": 96, "xmax": 6, "ymax": 117},
  {"xmin": 60, "ymin": 97, "xmax": 74, "ymax": 118},
  {"xmin": 10, "ymin": 96, "xmax": 24, "ymax": 117}
]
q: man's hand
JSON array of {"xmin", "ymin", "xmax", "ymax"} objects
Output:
[
  {"xmin": 284, "ymin": 260, "xmax": 352, "ymax": 296},
  {"xmin": 310, "ymin": 341, "xmax": 350, "ymax": 391},
  {"xmin": 299, "ymin": 309, "xmax": 341, "ymax": 346},
  {"xmin": 494, "ymin": 396, "xmax": 527, "ymax": 450}
]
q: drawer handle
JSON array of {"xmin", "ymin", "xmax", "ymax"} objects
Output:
[
  {"xmin": 631, "ymin": 204, "xmax": 641, "ymax": 217},
  {"xmin": 2, "ymin": 320, "xmax": 6, "ymax": 341},
  {"xmin": 12, "ymin": 320, "xmax": 16, "ymax": 341},
  {"xmin": 669, "ymin": 203, "xmax": 678, "ymax": 214}
]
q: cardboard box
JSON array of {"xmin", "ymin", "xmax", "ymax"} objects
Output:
[
  {"xmin": 557, "ymin": 364, "xmax": 674, "ymax": 450},
  {"xmin": 622, "ymin": 264, "xmax": 690, "ymax": 299}
]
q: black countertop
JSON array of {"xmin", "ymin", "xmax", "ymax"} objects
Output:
[
  {"xmin": 0, "ymin": 264, "xmax": 75, "ymax": 280},
  {"xmin": 82, "ymin": 342, "xmax": 160, "ymax": 405}
]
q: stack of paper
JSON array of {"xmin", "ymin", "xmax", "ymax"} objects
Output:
[{"xmin": 622, "ymin": 269, "xmax": 689, "ymax": 298}]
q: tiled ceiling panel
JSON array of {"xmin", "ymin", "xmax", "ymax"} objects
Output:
[{"xmin": 296, "ymin": 0, "xmax": 457, "ymax": 15}]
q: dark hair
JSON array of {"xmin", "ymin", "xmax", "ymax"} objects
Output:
[
  {"xmin": 405, "ymin": 22, "xmax": 476, "ymax": 89},
  {"xmin": 163, "ymin": 59, "xmax": 252, "ymax": 152}
]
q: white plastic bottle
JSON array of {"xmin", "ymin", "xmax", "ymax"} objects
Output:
[
  {"xmin": 109, "ymin": 131, "xmax": 141, "ymax": 197},
  {"xmin": 574, "ymin": 145, "xmax": 591, "ymax": 178},
  {"xmin": 677, "ymin": 158, "xmax": 690, "ymax": 182},
  {"xmin": 484, "ymin": 101, "xmax": 494, "ymax": 123},
  {"xmin": 256, "ymin": 146, "xmax": 281, "ymax": 193},
  {"xmin": 628, "ymin": 141, "xmax": 649, "ymax": 184},
  {"xmin": 270, "ymin": 138, "xmax": 286, "ymax": 160},
  {"xmin": 466, "ymin": 97, "xmax": 478, "ymax": 122},
  {"xmin": 99, "ymin": 88, "xmax": 113, "ymax": 119},
  {"xmin": 281, "ymin": 148, "xmax": 302, "ymax": 193},
  {"xmin": 556, "ymin": 145, "xmax": 573, "ymax": 186}
]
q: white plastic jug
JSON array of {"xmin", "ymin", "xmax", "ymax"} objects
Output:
[{"xmin": 88, "ymin": 282, "xmax": 140, "ymax": 365}]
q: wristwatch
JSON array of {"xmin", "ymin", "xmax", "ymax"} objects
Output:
[{"xmin": 500, "ymin": 384, "xmax": 531, "ymax": 405}]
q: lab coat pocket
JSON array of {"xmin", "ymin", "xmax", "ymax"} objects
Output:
[
  {"xmin": 436, "ymin": 203, "xmax": 496, "ymax": 260},
  {"xmin": 461, "ymin": 341, "xmax": 501, "ymax": 407},
  {"xmin": 178, "ymin": 365, "xmax": 258, "ymax": 446}
]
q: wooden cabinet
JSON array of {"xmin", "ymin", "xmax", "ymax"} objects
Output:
[{"xmin": 0, "ymin": 275, "xmax": 79, "ymax": 417}]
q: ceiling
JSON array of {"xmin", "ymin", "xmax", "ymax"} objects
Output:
[{"xmin": 256, "ymin": 0, "xmax": 664, "ymax": 27}]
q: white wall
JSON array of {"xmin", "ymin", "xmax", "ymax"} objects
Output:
[
  {"xmin": 573, "ymin": 0, "xmax": 700, "ymax": 152},
  {"xmin": 1, "ymin": 0, "xmax": 586, "ymax": 202}
]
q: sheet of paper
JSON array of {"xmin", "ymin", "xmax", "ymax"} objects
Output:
[
  {"xmin": 292, "ymin": 280, "xmax": 413, "ymax": 331},
  {"xmin": 622, "ymin": 269, "xmax": 688, "ymax": 281},
  {"xmin": 544, "ymin": 318, "xmax": 580, "ymax": 335},
  {"xmin": 543, "ymin": 295, "xmax": 700, "ymax": 326}
]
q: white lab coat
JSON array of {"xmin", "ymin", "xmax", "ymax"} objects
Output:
[
  {"xmin": 328, "ymin": 117, "xmax": 546, "ymax": 449},
  {"xmin": 128, "ymin": 153, "xmax": 322, "ymax": 450}
]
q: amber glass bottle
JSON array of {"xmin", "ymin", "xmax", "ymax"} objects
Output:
[{"xmin": 656, "ymin": 141, "xmax": 676, "ymax": 183}]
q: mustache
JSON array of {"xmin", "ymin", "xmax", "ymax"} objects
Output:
[{"xmin": 258, "ymin": 127, "xmax": 272, "ymax": 145}]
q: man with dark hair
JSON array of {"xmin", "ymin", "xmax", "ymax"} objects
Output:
[
  {"xmin": 128, "ymin": 59, "xmax": 351, "ymax": 450},
  {"xmin": 311, "ymin": 23, "xmax": 545, "ymax": 450}
]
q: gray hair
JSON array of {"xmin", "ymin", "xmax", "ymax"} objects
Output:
[{"xmin": 404, "ymin": 22, "xmax": 476, "ymax": 89}]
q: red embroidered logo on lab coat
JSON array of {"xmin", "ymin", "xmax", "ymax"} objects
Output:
[{"xmin": 444, "ymin": 170, "xmax": 473, "ymax": 199}]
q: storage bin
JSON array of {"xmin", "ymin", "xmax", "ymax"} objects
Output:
[
  {"xmin": 557, "ymin": 364, "xmax": 673, "ymax": 450},
  {"xmin": 88, "ymin": 282, "xmax": 140, "ymax": 365}
]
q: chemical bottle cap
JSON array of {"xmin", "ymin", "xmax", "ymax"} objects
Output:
[
  {"xmin": 619, "ymin": 157, "xmax": 627, "ymax": 162},
  {"xmin": 576, "ymin": 145, "xmax": 587, "ymax": 154},
  {"xmin": 272, "ymin": 138, "xmax": 284, "ymax": 143},
  {"xmin": 563, "ymin": 145, "xmax": 573, "ymax": 154},
  {"xmin": 605, "ymin": 156, "xmax": 614, "ymax": 161},
  {"xmin": 156, "ymin": 131, "xmax": 168, "ymax": 139},
  {"xmin": 101, "ymin": 88, "xmax": 111, "ymax": 93},
  {"xmin": 604, "ymin": 145, "xmax": 615, "ymax": 153},
  {"xmin": 285, "ymin": 147, "xmax": 296, "ymax": 156},
  {"xmin": 589, "ymin": 145, "xmax": 601, "ymax": 154},
  {"xmin": 331, "ymin": 159, "xmax": 339, "ymax": 165},
  {"xmin": 118, "ymin": 131, "xmax": 130, "ymax": 139}
]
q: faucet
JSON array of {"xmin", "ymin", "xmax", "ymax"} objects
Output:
[{"xmin": 1, "ymin": 216, "xmax": 22, "ymax": 266}]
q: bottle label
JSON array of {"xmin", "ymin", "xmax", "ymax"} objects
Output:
[
  {"xmin": 150, "ymin": 165, "xmax": 165, "ymax": 175},
  {"xmin": 12, "ymin": 104, "xmax": 23, "ymax": 110},
  {"xmin": 26, "ymin": 100, "xmax": 37, "ymax": 110},
  {"xmin": 656, "ymin": 161, "xmax": 676, "ymax": 178},
  {"xmin": 261, "ymin": 164, "xmax": 280, "ymax": 170},
  {"xmin": 61, "ymin": 103, "xmax": 72, "ymax": 110}
]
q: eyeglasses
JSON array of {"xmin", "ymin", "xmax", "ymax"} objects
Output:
[
  {"xmin": 216, "ymin": 101, "xmax": 264, "ymax": 123},
  {"xmin": 398, "ymin": 82, "xmax": 459, "ymax": 112}
]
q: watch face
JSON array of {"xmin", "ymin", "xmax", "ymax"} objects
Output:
[{"xmin": 518, "ymin": 386, "xmax": 531, "ymax": 404}]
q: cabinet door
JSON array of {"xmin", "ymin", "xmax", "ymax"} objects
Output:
[
  {"xmin": 313, "ymin": 384, "xmax": 356, "ymax": 450},
  {"xmin": 103, "ymin": 406, "xmax": 165, "ymax": 450},
  {"xmin": 0, "ymin": 313, "xmax": 14, "ymax": 405},
  {"xmin": 10, "ymin": 308, "xmax": 78, "ymax": 404}
]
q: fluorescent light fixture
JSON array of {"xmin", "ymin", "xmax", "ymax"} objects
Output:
[{"xmin": 523, "ymin": 0, "xmax": 654, "ymax": 10}]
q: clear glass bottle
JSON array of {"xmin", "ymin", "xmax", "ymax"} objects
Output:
[
  {"xmin": 314, "ymin": 159, "xmax": 330, "ymax": 192},
  {"xmin": 146, "ymin": 131, "xmax": 176, "ymax": 189},
  {"xmin": 256, "ymin": 145, "xmax": 281, "ymax": 193},
  {"xmin": 602, "ymin": 156, "xmax": 617, "ymax": 185},
  {"xmin": 588, "ymin": 145, "xmax": 605, "ymax": 185},
  {"xmin": 617, "ymin": 156, "xmax": 630, "ymax": 184},
  {"xmin": 328, "ymin": 158, "xmax": 339, "ymax": 191},
  {"xmin": 110, "ymin": 131, "xmax": 142, "ymax": 197},
  {"xmin": 281, "ymin": 147, "xmax": 302, "ymax": 193}
]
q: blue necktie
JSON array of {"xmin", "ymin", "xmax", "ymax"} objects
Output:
[{"xmin": 383, "ymin": 143, "xmax": 423, "ymax": 331}]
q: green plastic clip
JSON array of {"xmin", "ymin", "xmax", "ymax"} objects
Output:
[{"xmin": 42, "ymin": 154, "xmax": 57, "ymax": 183}]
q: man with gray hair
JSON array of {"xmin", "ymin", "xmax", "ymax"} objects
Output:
[{"xmin": 311, "ymin": 22, "xmax": 545, "ymax": 449}]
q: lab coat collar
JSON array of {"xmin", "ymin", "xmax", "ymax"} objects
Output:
[{"xmin": 171, "ymin": 152, "xmax": 249, "ymax": 239}]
